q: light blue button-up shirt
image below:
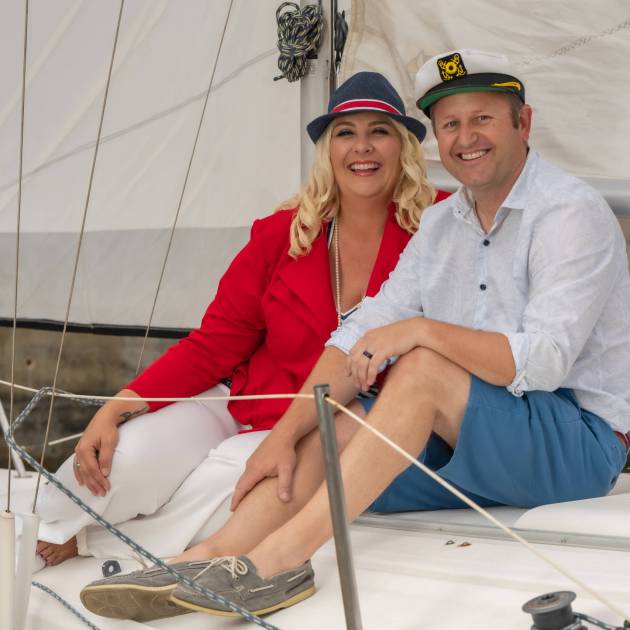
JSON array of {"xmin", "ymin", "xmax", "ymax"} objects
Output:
[{"xmin": 328, "ymin": 151, "xmax": 630, "ymax": 432}]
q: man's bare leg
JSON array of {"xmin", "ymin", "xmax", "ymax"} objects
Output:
[
  {"xmin": 246, "ymin": 347, "xmax": 471, "ymax": 577},
  {"xmin": 173, "ymin": 401, "xmax": 365, "ymax": 563}
]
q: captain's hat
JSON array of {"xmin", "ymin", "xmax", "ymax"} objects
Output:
[{"xmin": 415, "ymin": 49, "xmax": 525, "ymax": 116}]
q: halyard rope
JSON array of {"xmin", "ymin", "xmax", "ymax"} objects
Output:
[
  {"xmin": 32, "ymin": 0, "xmax": 126, "ymax": 512},
  {"xmin": 134, "ymin": 0, "xmax": 235, "ymax": 375},
  {"xmin": 2, "ymin": 382, "xmax": 629, "ymax": 624},
  {"xmin": 273, "ymin": 2, "xmax": 323, "ymax": 82}
]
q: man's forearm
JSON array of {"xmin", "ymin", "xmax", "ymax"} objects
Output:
[
  {"xmin": 417, "ymin": 318, "xmax": 516, "ymax": 386},
  {"xmin": 273, "ymin": 346, "xmax": 359, "ymax": 444}
]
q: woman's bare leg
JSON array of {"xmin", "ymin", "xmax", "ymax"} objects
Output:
[{"xmin": 173, "ymin": 401, "xmax": 365, "ymax": 562}]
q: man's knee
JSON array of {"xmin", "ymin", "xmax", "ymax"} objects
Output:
[
  {"xmin": 390, "ymin": 347, "xmax": 451, "ymax": 391},
  {"xmin": 387, "ymin": 347, "xmax": 471, "ymax": 411}
]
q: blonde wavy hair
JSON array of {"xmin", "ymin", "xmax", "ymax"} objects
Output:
[{"xmin": 280, "ymin": 118, "xmax": 436, "ymax": 258}]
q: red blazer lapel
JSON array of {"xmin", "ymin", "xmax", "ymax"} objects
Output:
[
  {"xmin": 273, "ymin": 205, "xmax": 412, "ymax": 338},
  {"xmin": 273, "ymin": 228, "xmax": 338, "ymax": 339}
]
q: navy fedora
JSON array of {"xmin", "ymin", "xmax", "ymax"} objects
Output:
[{"xmin": 306, "ymin": 71, "xmax": 427, "ymax": 143}]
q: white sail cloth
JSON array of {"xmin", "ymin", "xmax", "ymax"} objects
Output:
[
  {"xmin": 0, "ymin": 1, "xmax": 300, "ymax": 329},
  {"xmin": 340, "ymin": 1, "xmax": 630, "ymax": 206}
]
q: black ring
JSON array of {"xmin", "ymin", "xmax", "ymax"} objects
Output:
[{"xmin": 362, "ymin": 350, "xmax": 374, "ymax": 360}]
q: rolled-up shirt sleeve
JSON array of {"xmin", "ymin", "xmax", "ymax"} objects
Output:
[
  {"xmin": 327, "ymin": 233, "xmax": 425, "ymax": 354},
  {"xmin": 507, "ymin": 195, "xmax": 623, "ymax": 395}
]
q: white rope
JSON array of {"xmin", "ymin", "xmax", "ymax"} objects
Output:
[
  {"xmin": 0, "ymin": 379, "xmax": 313, "ymax": 403},
  {"xmin": 326, "ymin": 397, "xmax": 630, "ymax": 623}
]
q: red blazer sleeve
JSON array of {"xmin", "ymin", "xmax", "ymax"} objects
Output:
[{"xmin": 127, "ymin": 217, "xmax": 277, "ymax": 411}]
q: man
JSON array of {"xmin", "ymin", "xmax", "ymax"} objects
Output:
[{"xmin": 86, "ymin": 50, "xmax": 630, "ymax": 618}]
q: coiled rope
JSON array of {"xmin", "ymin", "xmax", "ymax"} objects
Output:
[{"xmin": 274, "ymin": 2, "xmax": 323, "ymax": 82}]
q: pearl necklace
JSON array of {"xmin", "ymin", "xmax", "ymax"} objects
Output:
[{"xmin": 333, "ymin": 216, "xmax": 341, "ymax": 328}]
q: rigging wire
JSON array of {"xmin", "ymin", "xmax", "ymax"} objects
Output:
[
  {"xmin": 31, "ymin": 0, "xmax": 126, "ymax": 512},
  {"xmin": 134, "ymin": 0, "xmax": 235, "ymax": 376},
  {"xmin": 5, "ymin": 0, "xmax": 29, "ymax": 514}
]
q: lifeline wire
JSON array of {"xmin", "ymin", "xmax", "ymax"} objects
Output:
[
  {"xmin": 32, "ymin": 0, "xmax": 126, "ymax": 512},
  {"xmin": 134, "ymin": 0, "xmax": 235, "ymax": 376},
  {"xmin": 31, "ymin": 582, "xmax": 102, "ymax": 630},
  {"xmin": 5, "ymin": 0, "xmax": 29, "ymax": 513},
  {"xmin": 326, "ymin": 397, "xmax": 630, "ymax": 624}
]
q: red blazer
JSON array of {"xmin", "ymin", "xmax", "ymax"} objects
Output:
[{"xmin": 129, "ymin": 194, "xmax": 449, "ymax": 431}]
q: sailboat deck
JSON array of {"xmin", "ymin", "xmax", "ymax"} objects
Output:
[{"xmin": 3, "ymin": 470, "xmax": 630, "ymax": 629}]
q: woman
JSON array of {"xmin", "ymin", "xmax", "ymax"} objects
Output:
[{"xmin": 37, "ymin": 71, "xmax": 446, "ymax": 572}]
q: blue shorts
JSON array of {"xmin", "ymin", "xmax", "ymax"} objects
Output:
[{"xmin": 362, "ymin": 376, "xmax": 626, "ymax": 513}]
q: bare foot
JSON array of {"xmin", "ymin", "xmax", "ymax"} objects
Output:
[{"xmin": 36, "ymin": 537, "xmax": 78, "ymax": 566}]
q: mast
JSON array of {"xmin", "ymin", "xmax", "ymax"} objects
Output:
[{"xmin": 299, "ymin": 0, "xmax": 335, "ymax": 179}]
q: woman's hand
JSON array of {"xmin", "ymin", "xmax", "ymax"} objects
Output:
[
  {"xmin": 347, "ymin": 318, "xmax": 424, "ymax": 391},
  {"xmin": 230, "ymin": 430, "xmax": 298, "ymax": 510},
  {"xmin": 73, "ymin": 390, "xmax": 147, "ymax": 496}
]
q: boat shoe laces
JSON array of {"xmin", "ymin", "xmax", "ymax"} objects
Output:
[{"xmin": 169, "ymin": 554, "xmax": 316, "ymax": 616}]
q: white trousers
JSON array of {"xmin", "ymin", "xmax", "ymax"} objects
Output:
[{"xmin": 37, "ymin": 385, "xmax": 268, "ymax": 559}]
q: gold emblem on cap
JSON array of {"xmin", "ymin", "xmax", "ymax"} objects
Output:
[{"xmin": 437, "ymin": 53, "xmax": 467, "ymax": 82}]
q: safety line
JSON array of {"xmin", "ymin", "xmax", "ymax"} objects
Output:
[
  {"xmin": 5, "ymin": 0, "xmax": 29, "ymax": 513},
  {"xmin": 32, "ymin": 0, "xmax": 126, "ymax": 512},
  {"xmin": 326, "ymin": 397, "xmax": 630, "ymax": 624},
  {"xmin": 135, "ymin": 0, "xmax": 235, "ymax": 375},
  {"xmin": 31, "ymin": 581, "xmax": 102, "ymax": 630}
]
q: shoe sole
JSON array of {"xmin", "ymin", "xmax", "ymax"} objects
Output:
[
  {"xmin": 169, "ymin": 585, "xmax": 316, "ymax": 617},
  {"xmin": 80, "ymin": 583, "xmax": 190, "ymax": 622}
]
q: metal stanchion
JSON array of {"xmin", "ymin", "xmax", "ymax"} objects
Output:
[{"xmin": 314, "ymin": 384, "xmax": 363, "ymax": 630}]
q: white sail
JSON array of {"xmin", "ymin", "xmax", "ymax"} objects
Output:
[
  {"xmin": 340, "ymin": 0, "xmax": 630, "ymax": 212},
  {"xmin": 0, "ymin": 0, "xmax": 301, "ymax": 329}
]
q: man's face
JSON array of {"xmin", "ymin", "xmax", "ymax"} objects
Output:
[{"xmin": 431, "ymin": 91, "xmax": 532, "ymax": 200}]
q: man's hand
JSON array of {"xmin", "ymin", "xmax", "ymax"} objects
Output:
[
  {"xmin": 348, "ymin": 318, "xmax": 424, "ymax": 391},
  {"xmin": 230, "ymin": 431, "xmax": 298, "ymax": 511}
]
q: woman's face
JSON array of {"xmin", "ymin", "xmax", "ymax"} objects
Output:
[{"xmin": 329, "ymin": 112, "xmax": 402, "ymax": 205}]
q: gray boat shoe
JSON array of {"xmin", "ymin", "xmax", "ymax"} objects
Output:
[
  {"xmin": 80, "ymin": 559, "xmax": 213, "ymax": 622},
  {"xmin": 169, "ymin": 555, "xmax": 315, "ymax": 617}
]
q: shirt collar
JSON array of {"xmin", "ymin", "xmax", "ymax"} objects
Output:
[{"xmin": 451, "ymin": 150, "xmax": 539, "ymax": 222}]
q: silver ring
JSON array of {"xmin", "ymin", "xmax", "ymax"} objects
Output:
[
  {"xmin": 362, "ymin": 350, "xmax": 374, "ymax": 360},
  {"xmin": 73, "ymin": 460, "xmax": 81, "ymax": 469}
]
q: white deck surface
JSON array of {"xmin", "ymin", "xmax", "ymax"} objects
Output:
[{"xmin": 2, "ymin": 470, "xmax": 630, "ymax": 629}]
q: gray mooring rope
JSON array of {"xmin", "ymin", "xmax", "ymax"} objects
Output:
[
  {"xmin": 274, "ymin": 1, "xmax": 323, "ymax": 82},
  {"xmin": 32, "ymin": 582, "xmax": 102, "ymax": 630},
  {"xmin": 4, "ymin": 387, "xmax": 281, "ymax": 630}
]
